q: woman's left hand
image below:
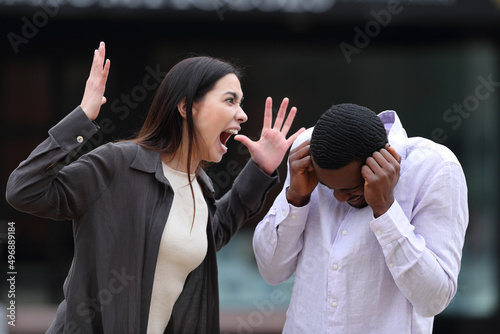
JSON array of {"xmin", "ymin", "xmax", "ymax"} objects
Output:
[{"xmin": 235, "ymin": 97, "xmax": 305, "ymax": 175}]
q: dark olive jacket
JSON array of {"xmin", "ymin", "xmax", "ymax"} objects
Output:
[{"xmin": 6, "ymin": 107, "xmax": 279, "ymax": 334}]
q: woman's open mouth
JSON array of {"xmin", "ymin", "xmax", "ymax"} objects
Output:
[{"xmin": 219, "ymin": 129, "xmax": 239, "ymax": 151}]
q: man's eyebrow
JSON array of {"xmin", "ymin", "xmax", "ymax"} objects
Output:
[
  {"xmin": 342, "ymin": 183, "xmax": 364, "ymax": 191},
  {"xmin": 319, "ymin": 181, "xmax": 363, "ymax": 191}
]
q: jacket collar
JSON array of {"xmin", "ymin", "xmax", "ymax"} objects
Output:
[
  {"xmin": 130, "ymin": 144, "xmax": 159, "ymax": 174},
  {"xmin": 129, "ymin": 144, "xmax": 215, "ymax": 195}
]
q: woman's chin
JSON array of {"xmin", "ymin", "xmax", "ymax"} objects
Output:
[{"xmin": 207, "ymin": 151, "xmax": 224, "ymax": 163}]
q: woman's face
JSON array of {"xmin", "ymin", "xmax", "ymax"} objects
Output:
[{"xmin": 192, "ymin": 73, "xmax": 247, "ymax": 163}]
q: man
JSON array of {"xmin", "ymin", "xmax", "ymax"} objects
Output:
[{"xmin": 253, "ymin": 103, "xmax": 468, "ymax": 333}]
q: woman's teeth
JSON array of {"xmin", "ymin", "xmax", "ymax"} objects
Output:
[{"xmin": 220, "ymin": 129, "xmax": 239, "ymax": 150}]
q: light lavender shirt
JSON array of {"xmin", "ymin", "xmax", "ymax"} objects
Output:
[{"xmin": 253, "ymin": 110, "xmax": 469, "ymax": 334}]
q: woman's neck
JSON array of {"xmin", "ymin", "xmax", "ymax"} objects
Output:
[
  {"xmin": 161, "ymin": 121, "xmax": 203, "ymax": 173},
  {"xmin": 161, "ymin": 147, "xmax": 200, "ymax": 174}
]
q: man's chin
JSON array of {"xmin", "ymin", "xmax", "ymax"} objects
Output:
[{"xmin": 347, "ymin": 198, "xmax": 368, "ymax": 209}]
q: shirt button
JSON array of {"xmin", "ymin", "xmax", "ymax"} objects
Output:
[
  {"xmin": 332, "ymin": 264, "xmax": 338, "ymax": 270},
  {"xmin": 342, "ymin": 230, "xmax": 348, "ymax": 236},
  {"xmin": 282, "ymin": 210, "xmax": 286, "ymax": 216},
  {"xmin": 376, "ymin": 230, "xmax": 382, "ymax": 236},
  {"xmin": 272, "ymin": 238, "xmax": 276, "ymax": 244},
  {"xmin": 332, "ymin": 301, "xmax": 338, "ymax": 307},
  {"xmin": 290, "ymin": 214, "xmax": 296, "ymax": 219},
  {"xmin": 389, "ymin": 263, "xmax": 394, "ymax": 268},
  {"xmin": 76, "ymin": 136, "xmax": 84, "ymax": 143}
]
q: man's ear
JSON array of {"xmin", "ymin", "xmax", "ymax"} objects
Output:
[{"xmin": 177, "ymin": 98, "xmax": 187, "ymax": 119}]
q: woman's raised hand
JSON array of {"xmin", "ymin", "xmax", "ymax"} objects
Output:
[
  {"xmin": 80, "ymin": 42, "xmax": 110, "ymax": 121},
  {"xmin": 235, "ymin": 97, "xmax": 305, "ymax": 175}
]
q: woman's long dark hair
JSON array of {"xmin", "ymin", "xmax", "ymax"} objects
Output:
[
  {"xmin": 134, "ymin": 56, "xmax": 241, "ymax": 169},
  {"xmin": 133, "ymin": 56, "xmax": 242, "ymax": 228}
]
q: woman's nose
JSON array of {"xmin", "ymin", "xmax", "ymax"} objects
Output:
[{"xmin": 237, "ymin": 107, "xmax": 248, "ymax": 123}]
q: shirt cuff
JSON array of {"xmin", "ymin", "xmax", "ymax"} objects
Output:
[
  {"xmin": 370, "ymin": 199, "xmax": 414, "ymax": 247},
  {"xmin": 273, "ymin": 189, "xmax": 310, "ymax": 227}
]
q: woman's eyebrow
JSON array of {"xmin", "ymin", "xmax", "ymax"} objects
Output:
[{"xmin": 223, "ymin": 91, "xmax": 244, "ymax": 102}]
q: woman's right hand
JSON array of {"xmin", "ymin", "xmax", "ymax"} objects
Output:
[{"xmin": 80, "ymin": 42, "xmax": 110, "ymax": 121}]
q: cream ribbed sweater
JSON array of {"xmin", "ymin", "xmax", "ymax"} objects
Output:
[{"xmin": 147, "ymin": 163, "xmax": 208, "ymax": 333}]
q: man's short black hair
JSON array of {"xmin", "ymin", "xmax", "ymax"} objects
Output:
[{"xmin": 310, "ymin": 103, "xmax": 388, "ymax": 170}]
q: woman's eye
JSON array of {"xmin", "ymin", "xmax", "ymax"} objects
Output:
[{"xmin": 225, "ymin": 97, "xmax": 242, "ymax": 108}]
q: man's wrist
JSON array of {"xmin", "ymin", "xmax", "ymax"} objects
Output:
[
  {"xmin": 371, "ymin": 198, "xmax": 394, "ymax": 218},
  {"xmin": 286, "ymin": 188, "xmax": 310, "ymax": 207}
]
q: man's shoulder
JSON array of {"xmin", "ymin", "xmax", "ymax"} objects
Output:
[{"xmin": 405, "ymin": 136, "xmax": 461, "ymax": 168}]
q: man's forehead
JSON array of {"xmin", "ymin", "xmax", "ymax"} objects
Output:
[{"xmin": 313, "ymin": 159, "xmax": 364, "ymax": 190}]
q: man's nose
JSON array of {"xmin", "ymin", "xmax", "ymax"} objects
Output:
[{"xmin": 333, "ymin": 190, "xmax": 350, "ymax": 203}]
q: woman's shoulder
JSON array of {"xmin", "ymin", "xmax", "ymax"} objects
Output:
[
  {"xmin": 88, "ymin": 140, "xmax": 141, "ymax": 162},
  {"xmin": 92, "ymin": 140, "xmax": 161, "ymax": 175}
]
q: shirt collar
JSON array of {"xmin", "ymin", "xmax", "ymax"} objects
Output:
[{"xmin": 378, "ymin": 110, "xmax": 407, "ymax": 161}]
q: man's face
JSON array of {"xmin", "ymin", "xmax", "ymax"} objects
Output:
[{"xmin": 311, "ymin": 158, "xmax": 368, "ymax": 209}]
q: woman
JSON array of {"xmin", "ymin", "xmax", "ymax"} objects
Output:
[{"xmin": 6, "ymin": 42, "xmax": 304, "ymax": 333}]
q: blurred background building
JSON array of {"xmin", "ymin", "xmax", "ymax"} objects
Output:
[{"xmin": 1, "ymin": 0, "xmax": 499, "ymax": 333}]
